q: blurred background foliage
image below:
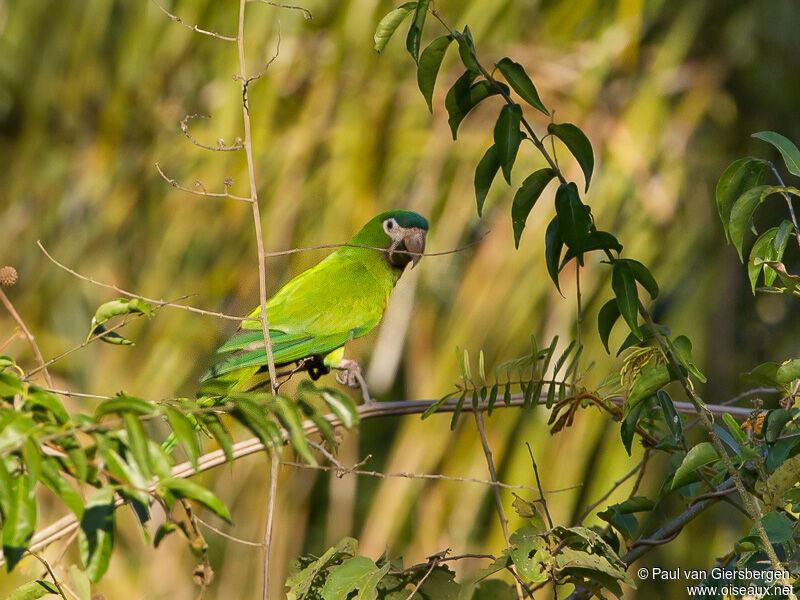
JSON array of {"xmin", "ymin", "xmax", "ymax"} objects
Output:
[{"xmin": 1, "ymin": 0, "xmax": 799, "ymax": 597}]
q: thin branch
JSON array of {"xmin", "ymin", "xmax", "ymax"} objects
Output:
[
  {"xmin": 281, "ymin": 459, "xmax": 579, "ymax": 494},
  {"xmin": 575, "ymin": 457, "xmax": 645, "ymax": 525},
  {"xmin": 151, "ymin": 0, "xmax": 237, "ymax": 41},
  {"xmin": 0, "ymin": 287, "xmax": 54, "ymax": 387},
  {"xmin": 155, "ymin": 162, "xmax": 251, "ymax": 203},
  {"xmin": 180, "ymin": 114, "xmax": 243, "ymax": 152},
  {"xmin": 197, "ymin": 516, "xmax": 264, "ymax": 547},
  {"xmin": 767, "ymin": 163, "xmax": 800, "ymax": 250},
  {"xmin": 27, "ymin": 551, "xmax": 69, "ymax": 600},
  {"xmin": 473, "ymin": 411, "xmax": 524, "ymax": 600},
  {"xmin": 525, "ymin": 442, "xmax": 553, "ymax": 529},
  {"xmin": 38, "ymin": 240, "xmax": 253, "ymax": 322},
  {"xmin": 262, "ymin": 451, "xmax": 279, "ymax": 600},
  {"xmin": 263, "ymin": 230, "xmax": 489, "ymax": 259},
  {"xmin": 237, "ymin": 0, "xmax": 279, "ymax": 392},
  {"xmin": 247, "ymin": 0, "xmax": 312, "ymax": 20},
  {"xmin": 8, "ymin": 391, "xmax": 768, "ymax": 562},
  {"xmin": 404, "ymin": 557, "xmax": 439, "ymax": 600}
]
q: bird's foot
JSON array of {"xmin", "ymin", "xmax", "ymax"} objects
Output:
[
  {"xmin": 335, "ymin": 359, "xmax": 374, "ymax": 406},
  {"xmin": 335, "ymin": 359, "xmax": 362, "ymax": 388}
]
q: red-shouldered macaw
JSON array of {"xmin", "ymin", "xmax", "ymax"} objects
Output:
[{"xmin": 200, "ymin": 210, "xmax": 428, "ymax": 396}]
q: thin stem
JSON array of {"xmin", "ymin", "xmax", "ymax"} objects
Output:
[
  {"xmin": 403, "ymin": 558, "xmax": 439, "ymax": 600},
  {"xmin": 27, "ymin": 551, "xmax": 69, "ymax": 600},
  {"xmin": 262, "ymin": 451, "xmax": 279, "ymax": 600},
  {"xmin": 525, "ymin": 442, "xmax": 553, "ymax": 529},
  {"xmin": 0, "ymin": 288, "xmax": 53, "ymax": 388},
  {"xmin": 767, "ymin": 163, "xmax": 800, "ymax": 250},
  {"xmin": 473, "ymin": 411, "xmax": 524, "ymax": 600},
  {"xmin": 237, "ymin": 0, "xmax": 279, "ymax": 392},
  {"xmin": 575, "ymin": 456, "xmax": 645, "ymax": 526}
]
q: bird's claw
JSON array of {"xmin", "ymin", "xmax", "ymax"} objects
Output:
[{"xmin": 335, "ymin": 359, "xmax": 362, "ymax": 389}]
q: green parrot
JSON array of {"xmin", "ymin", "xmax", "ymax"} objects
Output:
[{"xmin": 199, "ymin": 210, "xmax": 428, "ymax": 397}]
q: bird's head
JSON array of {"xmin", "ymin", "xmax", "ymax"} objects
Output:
[{"xmin": 350, "ymin": 210, "xmax": 429, "ymax": 269}]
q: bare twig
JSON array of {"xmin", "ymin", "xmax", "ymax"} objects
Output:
[
  {"xmin": 151, "ymin": 0, "xmax": 237, "ymax": 41},
  {"xmin": 236, "ymin": 0, "xmax": 279, "ymax": 392},
  {"xmin": 404, "ymin": 557, "xmax": 439, "ymax": 600},
  {"xmin": 525, "ymin": 442, "xmax": 553, "ymax": 529},
  {"xmin": 155, "ymin": 162, "xmax": 251, "ymax": 203},
  {"xmin": 27, "ymin": 551, "xmax": 68, "ymax": 600},
  {"xmin": 262, "ymin": 451, "xmax": 279, "ymax": 600},
  {"xmin": 196, "ymin": 516, "xmax": 264, "ymax": 547},
  {"xmin": 180, "ymin": 114, "xmax": 243, "ymax": 152},
  {"xmin": 0, "ymin": 287, "xmax": 53, "ymax": 387},
  {"xmin": 247, "ymin": 0, "xmax": 312, "ymax": 20},
  {"xmin": 263, "ymin": 231, "xmax": 489, "ymax": 259},
  {"xmin": 767, "ymin": 163, "xmax": 800, "ymax": 250},
  {"xmin": 37, "ymin": 240, "xmax": 252, "ymax": 322},
  {"xmin": 575, "ymin": 458, "xmax": 645, "ymax": 525},
  {"xmin": 473, "ymin": 410, "xmax": 524, "ymax": 600}
]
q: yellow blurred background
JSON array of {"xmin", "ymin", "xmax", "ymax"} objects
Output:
[{"xmin": 1, "ymin": 0, "xmax": 799, "ymax": 597}]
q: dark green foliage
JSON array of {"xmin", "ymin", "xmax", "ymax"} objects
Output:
[
  {"xmin": 511, "ymin": 168, "xmax": 556, "ymax": 246},
  {"xmin": 548, "ymin": 122, "xmax": 594, "ymax": 192}
]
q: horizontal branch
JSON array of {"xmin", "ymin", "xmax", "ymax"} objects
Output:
[{"xmin": 13, "ymin": 391, "xmax": 762, "ymax": 563}]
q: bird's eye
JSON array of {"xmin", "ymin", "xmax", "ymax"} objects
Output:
[{"xmin": 383, "ymin": 219, "xmax": 397, "ymax": 233}]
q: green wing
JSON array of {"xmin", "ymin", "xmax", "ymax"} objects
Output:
[{"xmin": 201, "ymin": 249, "xmax": 394, "ymax": 387}]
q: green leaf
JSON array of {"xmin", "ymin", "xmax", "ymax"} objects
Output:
[
  {"xmin": 79, "ymin": 487, "xmax": 115, "ymax": 582},
  {"xmin": 0, "ymin": 371, "xmax": 24, "ymax": 397},
  {"xmin": 275, "ymin": 397, "xmax": 316, "ymax": 466},
  {"xmin": 39, "ymin": 457, "xmax": 84, "ymax": 518},
  {"xmin": 611, "ymin": 262, "xmax": 641, "ymax": 338},
  {"xmin": 548, "ymin": 122, "xmax": 594, "ymax": 192},
  {"xmin": 620, "ymin": 399, "xmax": 644, "ymax": 456},
  {"xmin": 598, "ymin": 299, "xmax": 621, "ymax": 354},
  {"xmin": 487, "ymin": 383, "xmax": 499, "ymax": 415},
  {"xmin": 474, "ymin": 145, "xmax": 500, "ymax": 217},
  {"xmin": 2, "ymin": 475, "xmax": 37, "ymax": 571},
  {"xmin": 752, "ymin": 131, "xmax": 800, "ymax": 176},
  {"xmin": 672, "ymin": 442, "xmax": 718, "ymax": 490},
  {"xmin": 373, "ymin": 2, "xmax": 417, "ymax": 54},
  {"xmin": 657, "ymin": 390, "xmax": 683, "ymax": 444},
  {"xmin": 560, "ymin": 230, "xmax": 623, "ymax": 267},
  {"xmin": 722, "ymin": 413, "xmax": 747, "ymax": 445},
  {"xmin": 317, "ymin": 387, "xmax": 359, "ymax": 430},
  {"xmin": 199, "ymin": 414, "xmax": 233, "ymax": 463},
  {"xmin": 88, "ymin": 298, "xmax": 153, "ymax": 345},
  {"xmin": 716, "ymin": 158, "xmax": 768, "ymax": 241},
  {"xmin": 405, "ymin": 0, "xmax": 430, "ymax": 62},
  {"xmin": 617, "ymin": 259, "xmax": 658, "ymax": 300},
  {"xmin": 417, "ymin": 35, "xmax": 453, "ymax": 111},
  {"xmin": 764, "ymin": 409, "xmax": 792, "ymax": 443},
  {"xmin": 670, "ymin": 335, "xmax": 706, "ymax": 383},
  {"xmin": 496, "ymin": 57, "xmax": 548, "ymax": 116},
  {"xmin": 157, "ymin": 478, "xmax": 231, "ymax": 523},
  {"xmin": 543, "ymin": 217, "xmax": 563, "ymax": 288},
  {"xmin": 445, "ymin": 72, "xmax": 507, "ymax": 139},
  {"xmin": 26, "ymin": 386, "xmax": 69, "ymax": 424},
  {"xmin": 508, "ymin": 526, "xmax": 550, "ymax": 582},
  {"xmin": 165, "ymin": 407, "xmax": 200, "ymax": 472},
  {"xmin": 123, "ymin": 412, "xmax": 152, "ymax": 480},
  {"xmin": 776, "ymin": 358, "xmax": 800, "ymax": 383},
  {"xmin": 154, "ymin": 522, "xmax": 178, "ymax": 548},
  {"xmin": 68, "ymin": 565, "xmax": 92, "ymax": 600},
  {"xmin": 759, "ymin": 511, "xmax": 795, "ymax": 544},
  {"xmin": 4, "ymin": 580, "xmax": 60, "ymax": 600},
  {"xmin": 230, "ymin": 397, "xmax": 283, "ymax": 454},
  {"xmin": 321, "ymin": 556, "xmax": 390, "ymax": 600},
  {"xmin": 450, "ymin": 392, "xmax": 465, "ymax": 430},
  {"xmin": 729, "ymin": 184, "xmax": 770, "ymax": 261},
  {"xmin": 627, "ymin": 363, "xmax": 671, "ymax": 410},
  {"xmin": 511, "ymin": 168, "xmax": 556, "ymax": 246},
  {"xmin": 748, "ymin": 226, "xmax": 788, "ymax": 293},
  {"xmin": 453, "ymin": 26, "xmax": 480, "ymax": 73},
  {"xmin": 554, "ymin": 182, "xmax": 591, "ymax": 260},
  {"xmin": 494, "ymin": 104, "xmax": 524, "ymax": 184},
  {"xmin": 95, "ymin": 393, "xmax": 155, "ymax": 418}
]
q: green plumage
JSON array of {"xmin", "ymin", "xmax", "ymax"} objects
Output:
[{"xmin": 200, "ymin": 210, "xmax": 428, "ymax": 393}]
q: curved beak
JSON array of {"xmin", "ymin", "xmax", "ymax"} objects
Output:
[{"xmin": 403, "ymin": 227, "xmax": 427, "ymax": 267}]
